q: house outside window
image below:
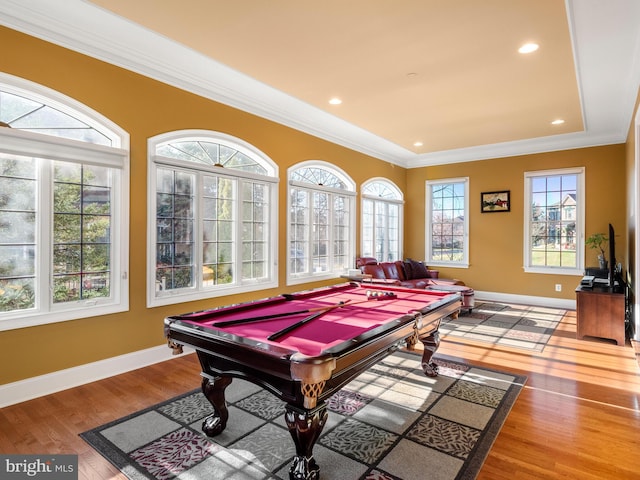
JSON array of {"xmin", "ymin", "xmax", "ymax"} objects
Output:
[
  {"xmin": 288, "ymin": 161, "xmax": 355, "ymax": 284},
  {"xmin": 524, "ymin": 168, "xmax": 584, "ymax": 275},
  {"xmin": 361, "ymin": 178, "xmax": 403, "ymax": 262},
  {"xmin": 425, "ymin": 178, "xmax": 469, "ymax": 267},
  {"xmin": 0, "ymin": 73, "xmax": 129, "ymax": 331},
  {"xmin": 147, "ymin": 131, "xmax": 278, "ymax": 307}
]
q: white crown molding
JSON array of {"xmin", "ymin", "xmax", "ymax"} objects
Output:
[
  {"xmin": 0, "ymin": 0, "xmax": 639, "ymax": 167},
  {"xmin": 405, "ymin": 130, "xmax": 627, "ymax": 168},
  {"xmin": 0, "ymin": 0, "xmax": 412, "ymax": 165}
]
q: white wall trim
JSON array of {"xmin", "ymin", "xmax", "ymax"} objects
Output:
[
  {"xmin": 474, "ymin": 290, "xmax": 576, "ymax": 310},
  {"xmin": 0, "ymin": 290, "xmax": 574, "ymax": 408},
  {"xmin": 0, "ymin": 345, "xmax": 193, "ymax": 408}
]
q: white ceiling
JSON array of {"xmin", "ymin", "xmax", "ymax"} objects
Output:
[{"xmin": 1, "ymin": 0, "xmax": 639, "ymax": 167}]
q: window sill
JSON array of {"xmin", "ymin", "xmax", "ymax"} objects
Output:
[
  {"xmin": 523, "ymin": 266, "xmax": 583, "ymax": 276},
  {"xmin": 148, "ymin": 280, "xmax": 278, "ymax": 308}
]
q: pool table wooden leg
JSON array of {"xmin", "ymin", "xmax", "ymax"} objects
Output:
[
  {"xmin": 284, "ymin": 403, "xmax": 328, "ymax": 480},
  {"xmin": 200, "ymin": 374, "xmax": 232, "ymax": 436},
  {"xmin": 419, "ymin": 330, "xmax": 440, "ymax": 377}
]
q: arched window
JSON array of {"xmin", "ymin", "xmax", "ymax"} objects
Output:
[
  {"xmin": 148, "ymin": 131, "xmax": 278, "ymax": 306},
  {"xmin": 288, "ymin": 161, "xmax": 356, "ymax": 284},
  {"xmin": 0, "ymin": 73, "xmax": 129, "ymax": 331},
  {"xmin": 361, "ymin": 178, "xmax": 403, "ymax": 262}
]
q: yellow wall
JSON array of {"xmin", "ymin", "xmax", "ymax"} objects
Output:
[
  {"xmin": 0, "ymin": 25, "xmax": 633, "ymax": 385},
  {"xmin": 405, "ymin": 145, "xmax": 627, "ymax": 297},
  {"xmin": 0, "ymin": 26, "xmax": 403, "ymax": 384}
]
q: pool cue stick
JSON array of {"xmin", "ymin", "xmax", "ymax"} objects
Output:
[
  {"xmin": 267, "ymin": 306, "xmax": 337, "ymax": 341},
  {"xmin": 212, "ymin": 299, "xmax": 354, "ymax": 327}
]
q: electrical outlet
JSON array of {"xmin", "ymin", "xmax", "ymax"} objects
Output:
[{"xmin": 555, "ymin": 284, "xmax": 562, "ymax": 292}]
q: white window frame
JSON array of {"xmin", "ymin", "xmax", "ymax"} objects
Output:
[
  {"xmin": 0, "ymin": 73, "xmax": 129, "ymax": 332},
  {"xmin": 287, "ymin": 161, "xmax": 356, "ymax": 285},
  {"xmin": 361, "ymin": 177, "xmax": 404, "ymax": 262},
  {"xmin": 523, "ymin": 167, "xmax": 585, "ymax": 276},
  {"xmin": 425, "ymin": 177, "xmax": 469, "ymax": 268},
  {"xmin": 147, "ymin": 130, "xmax": 279, "ymax": 307}
]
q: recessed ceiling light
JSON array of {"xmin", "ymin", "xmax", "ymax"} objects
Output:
[
  {"xmin": 518, "ymin": 43, "xmax": 539, "ymax": 54},
  {"xmin": 329, "ymin": 97, "xmax": 342, "ymax": 105},
  {"xmin": 413, "ymin": 141, "xmax": 423, "ymax": 147},
  {"xmin": 551, "ymin": 119, "xmax": 565, "ymax": 125}
]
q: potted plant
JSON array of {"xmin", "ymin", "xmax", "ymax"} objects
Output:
[{"xmin": 585, "ymin": 233, "xmax": 608, "ymax": 269}]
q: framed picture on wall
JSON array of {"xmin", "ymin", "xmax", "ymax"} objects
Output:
[{"xmin": 481, "ymin": 190, "xmax": 510, "ymax": 213}]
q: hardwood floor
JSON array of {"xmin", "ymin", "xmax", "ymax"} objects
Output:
[
  {"xmin": 440, "ymin": 309, "xmax": 640, "ymax": 480},
  {"xmin": 1, "ymin": 308, "xmax": 639, "ymax": 479}
]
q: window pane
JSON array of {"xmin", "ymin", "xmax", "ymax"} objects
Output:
[
  {"xmin": 155, "ymin": 168, "xmax": 195, "ymax": 292},
  {"xmin": 0, "ymin": 77, "xmax": 126, "ymax": 322},
  {"xmin": 528, "ymin": 173, "xmax": 578, "ymax": 268},
  {"xmin": 156, "ymin": 139, "xmax": 269, "ymax": 175},
  {"xmin": 291, "ymin": 167, "xmax": 347, "ymax": 189},
  {"xmin": 312, "ymin": 191, "xmax": 330, "ymax": 273},
  {"xmin": 157, "ymin": 193, "xmax": 173, "ymax": 218},
  {"xmin": 362, "ymin": 181, "xmax": 401, "ymax": 199},
  {"xmin": 200, "ymin": 175, "xmax": 239, "ymax": 287},
  {"xmin": 0, "ymin": 241, "xmax": 36, "ymax": 313},
  {"xmin": 429, "ymin": 181, "xmax": 466, "ymax": 264},
  {"xmin": 361, "ymin": 181, "xmax": 402, "ymax": 262},
  {"xmin": 1, "ymin": 91, "xmax": 114, "ymax": 146},
  {"xmin": 153, "ymin": 129, "xmax": 276, "ymax": 298},
  {"xmin": 82, "ymin": 215, "xmax": 110, "ymax": 243},
  {"xmin": 80, "ymin": 244, "xmax": 108, "ymax": 271},
  {"xmin": 52, "ymin": 162, "xmax": 112, "ymax": 302},
  {"xmin": 240, "ymin": 181, "xmax": 269, "ymax": 280},
  {"xmin": 289, "ymin": 165, "xmax": 354, "ymax": 279},
  {"xmin": 289, "ymin": 188, "xmax": 309, "ymax": 274}
]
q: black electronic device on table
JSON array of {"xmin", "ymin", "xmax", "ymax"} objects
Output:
[
  {"xmin": 608, "ymin": 223, "xmax": 624, "ymax": 293},
  {"xmin": 580, "ymin": 275, "xmax": 595, "ymax": 288},
  {"xmin": 583, "ymin": 224, "xmax": 623, "ymax": 293}
]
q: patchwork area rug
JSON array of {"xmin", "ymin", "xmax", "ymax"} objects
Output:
[
  {"xmin": 81, "ymin": 351, "xmax": 526, "ymax": 480},
  {"xmin": 440, "ymin": 301, "xmax": 565, "ymax": 352}
]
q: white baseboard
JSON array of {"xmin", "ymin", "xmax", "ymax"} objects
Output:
[
  {"xmin": 474, "ymin": 290, "xmax": 576, "ymax": 310},
  {"xmin": 0, "ymin": 344, "xmax": 193, "ymax": 408},
  {"xmin": 0, "ymin": 292, "xmax": 574, "ymax": 408}
]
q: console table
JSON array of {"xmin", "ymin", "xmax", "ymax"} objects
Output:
[{"xmin": 575, "ymin": 285, "xmax": 626, "ymax": 346}]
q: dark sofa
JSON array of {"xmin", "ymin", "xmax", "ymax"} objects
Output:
[
  {"xmin": 355, "ymin": 257, "xmax": 465, "ymax": 288},
  {"xmin": 355, "ymin": 257, "xmax": 474, "ymax": 312}
]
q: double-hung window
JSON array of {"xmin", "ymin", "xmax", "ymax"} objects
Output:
[
  {"xmin": 524, "ymin": 168, "xmax": 584, "ymax": 275},
  {"xmin": 361, "ymin": 178, "xmax": 403, "ymax": 262},
  {"xmin": 148, "ymin": 131, "xmax": 278, "ymax": 306},
  {"xmin": 0, "ymin": 73, "xmax": 129, "ymax": 331},
  {"xmin": 425, "ymin": 178, "xmax": 469, "ymax": 267},
  {"xmin": 288, "ymin": 162, "xmax": 355, "ymax": 284}
]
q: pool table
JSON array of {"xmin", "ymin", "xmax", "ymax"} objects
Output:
[{"xmin": 164, "ymin": 282, "xmax": 460, "ymax": 480}]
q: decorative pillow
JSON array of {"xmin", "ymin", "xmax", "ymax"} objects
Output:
[
  {"xmin": 406, "ymin": 258, "xmax": 429, "ymax": 279},
  {"xmin": 403, "ymin": 260, "xmax": 414, "ymax": 279}
]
